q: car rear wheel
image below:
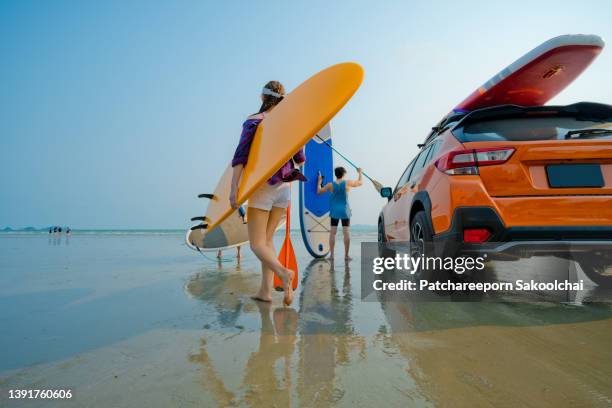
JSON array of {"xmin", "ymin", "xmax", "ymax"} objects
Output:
[
  {"xmin": 410, "ymin": 211, "xmax": 438, "ymax": 280},
  {"xmin": 410, "ymin": 213, "xmax": 429, "ymax": 258},
  {"xmin": 577, "ymin": 258, "xmax": 612, "ymax": 288},
  {"xmin": 410, "ymin": 211, "xmax": 432, "ymax": 254},
  {"xmin": 410, "ymin": 211, "xmax": 484, "ymax": 299}
]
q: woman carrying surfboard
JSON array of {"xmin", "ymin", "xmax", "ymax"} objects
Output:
[
  {"xmin": 229, "ymin": 81, "xmax": 306, "ymax": 306},
  {"xmin": 317, "ymin": 166, "xmax": 363, "ymax": 260}
]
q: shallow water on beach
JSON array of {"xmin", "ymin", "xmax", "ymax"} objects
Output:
[{"xmin": 1, "ymin": 232, "xmax": 611, "ymax": 407}]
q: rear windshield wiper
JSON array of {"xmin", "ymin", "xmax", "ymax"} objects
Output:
[{"xmin": 564, "ymin": 128, "xmax": 612, "ymax": 139}]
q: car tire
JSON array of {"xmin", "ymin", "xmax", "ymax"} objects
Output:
[
  {"xmin": 577, "ymin": 258, "xmax": 612, "ymax": 288},
  {"xmin": 410, "ymin": 211, "xmax": 446, "ymax": 282},
  {"xmin": 409, "ymin": 211, "xmax": 438, "ymax": 281},
  {"xmin": 410, "ymin": 211, "xmax": 433, "ymax": 258},
  {"xmin": 378, "ymin": 217, "xmax": 395, "ymax": 258}
]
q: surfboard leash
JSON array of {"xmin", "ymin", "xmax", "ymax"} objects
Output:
[
  {"xmin": 192, "ymin": 241, "xmax": 235, "ymax": 263},
  {"xmin": 315, "ymin": 135, "xmax": 384, "ymax": 192}
]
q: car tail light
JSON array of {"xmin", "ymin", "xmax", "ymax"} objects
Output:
[
  {"xmin": 435, "ymin": 147, "xmax": 515, "ymax": 175},
  {"xmin": 463, "ymin": 228, "xmax": 491, "ymax": 243}
]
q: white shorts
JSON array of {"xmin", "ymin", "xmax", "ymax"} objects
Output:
[{"xmin": 248, "ymin": 182, "xmax": 290, "ymax": 211}]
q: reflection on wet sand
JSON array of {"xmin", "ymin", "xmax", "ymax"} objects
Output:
[
  {"xmin": 379, "ymin": 297, "xmax": 612, "ymax": 407},
  {"xmin": 371, "ymin": 255, "xmax": 612, "ymax": 407},
  {"xmin": 187, "ymin": 303, "xmax": 298, "ymax": 407},
  {"xmin": 2, "ymin": 234, "xmax": 610, "ymax": 407},
  {"xmin": 242, "ymin": 304, "xmax": 297, "ymax": 407},
  {"xmin": 185, "ymin": 266, "xmax": 260, "ymax": 327},
  {"xmin": 184, "ymin": 254, "xmax": 612, "ymax": 407},
  {"xmin": 188, "ymin": 337, "xmax": 237, "ymax": 406},
  {"xmin": 185, "ymin": 261, "xmax": 299, "ymax": 406},
  {"xmin": 298, "ymin": 259, "xmax": 338, "ymax": 405},
  {"xmin": 185, "ymin": 259, "xmax": 369, "ymax": 406},
  {"xmin": 48, "ymin": 234, "xmax": 69, "ymax": 246},
  {"xmin": 297, "ymin": 260, "xmax": 367, "ymax": 405},
  {"xmin": 395, "ymin": 319, "xmax": 612, "ymax": 407}
]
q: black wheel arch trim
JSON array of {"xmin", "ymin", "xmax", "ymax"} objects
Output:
[{"xmin": 409, "ymin": 191, "xmax": 435, "ymax": 235}]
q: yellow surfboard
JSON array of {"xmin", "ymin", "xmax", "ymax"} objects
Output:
[
  {"xmin": 186, "ymin": 167, "xmax": 250, "ymax": 251},
  {"xmin": 204, "ymin": 62, "xmax": 364, "ymax": 231},
  {"xmin": 186, "ymin": 205, "xmax": 249, "ymax": 251}
]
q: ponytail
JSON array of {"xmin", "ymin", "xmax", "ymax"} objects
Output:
[{"xmin": 258, "ymin": 80, "xmax": 285, "ymax": 113}]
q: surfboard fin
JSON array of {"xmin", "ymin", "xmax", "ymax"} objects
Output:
[
  {"xmin": 190, "ymin": 216, "xmax": 210, "ymax": 222},
  {"xmin": 190, "ymin": 224, "xmax": 208, "ymax": 231},
  {"xmin": 197, "ymin": 193, "xmax": 215, "ymax": 199}
]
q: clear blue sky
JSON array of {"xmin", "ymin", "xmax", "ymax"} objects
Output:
[{"xmin": 2, "ymin": 0, "xmax": 612, "ymax": 229}]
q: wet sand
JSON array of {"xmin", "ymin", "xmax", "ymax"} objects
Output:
[{"xmin": 1, "ymin": 232, "xmax": 611, "ymax": 407}]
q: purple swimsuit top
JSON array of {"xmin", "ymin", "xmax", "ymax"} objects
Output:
[{"xmin": 231, "ymin": 115, "xmax": 306, "ymax": 185}]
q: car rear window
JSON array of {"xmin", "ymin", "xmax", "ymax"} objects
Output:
[{"xmin": 454, "ymin": 117, "xmax": 612, "ymax": 142}]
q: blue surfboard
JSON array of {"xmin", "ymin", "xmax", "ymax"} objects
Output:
[{"xmin": 299, "ymin": 123, "xmax": 332, "ymax": 258}]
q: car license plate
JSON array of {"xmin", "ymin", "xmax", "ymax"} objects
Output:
[{"xmin": 546, "ymin": 164, "xmax": 604, "ymax": 188}]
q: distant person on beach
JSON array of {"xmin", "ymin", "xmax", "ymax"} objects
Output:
[
  {"xmin": 66, "ymin": 227, "xmax": 71, "ymax": 235},
  {"xmin": 317, "ymin": 166, "xmax": 363, "ymax": 260},
  {"xmin": 229, "ymin": 80, "xmax": 305, "ymax": 306},
  {"xmin": 214, "ymin": 205, "xmax": 246, "ymax": 262},
  {"xmin": 216, "ymin": 246, "xmax": 241, "ymax": 260}
]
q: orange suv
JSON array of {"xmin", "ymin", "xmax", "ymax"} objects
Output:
[{"xmin": 377, "ymin": 102, "xmax": 612, "ymax": 286}]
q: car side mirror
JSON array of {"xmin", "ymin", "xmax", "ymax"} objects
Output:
[{"xmin": 380, "ymin": 187, "xmax": 393, "ymax": 200}]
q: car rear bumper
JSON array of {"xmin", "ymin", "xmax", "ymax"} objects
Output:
[
  {"xmin": 432, "ymin": 206, "xmax": 612, "ymax": 257},
  {"xmin": 493, "ymin": 196, "xmax": 612, "ymax": 227}
]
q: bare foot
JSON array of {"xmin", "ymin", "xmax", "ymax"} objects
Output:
[{"xmin": 280, "ymin": 268, "xmax": 295, "ymax": 306}]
